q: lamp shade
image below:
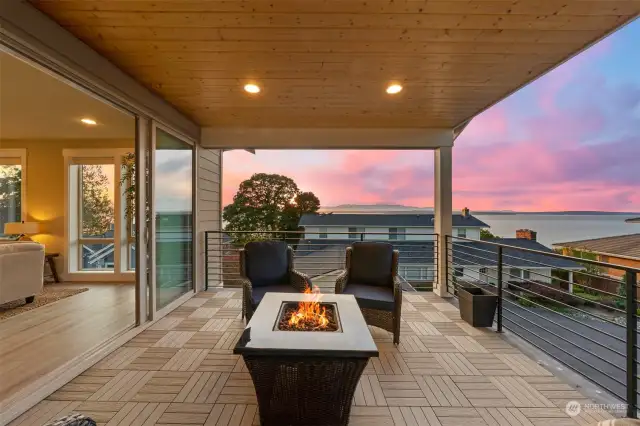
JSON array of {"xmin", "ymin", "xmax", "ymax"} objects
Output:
[{"xmin": 4, "ymin": 222, "xmax": 41, "ymax": 235}]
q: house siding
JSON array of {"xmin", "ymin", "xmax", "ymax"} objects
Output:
[
  {"xmin": 197, "ymin": 147, "xmax": 222, "ymax": 291},
  {"xmin": 598, "ymin": 255, "xmax": 640, "ymax": 280},
  {"xmin": 302, "ymin": 226, "xmax": 478, "ymax": 241}
]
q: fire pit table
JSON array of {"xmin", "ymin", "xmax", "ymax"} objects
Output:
[{"xmin": 234, "ymin": 292, "xmax": 378, "ymax": 426}]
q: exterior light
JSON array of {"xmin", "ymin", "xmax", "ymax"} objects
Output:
[
  {"xmin": 244, "ymin": 83, "xmax": 261, "ymax": 94},
  {"xmin": 81, "ymin": 118, "xmax": 97, "ymax": 125},
  {"xmin": 386, "ymin": 84, "xmax": 403, "ymax": 94}
]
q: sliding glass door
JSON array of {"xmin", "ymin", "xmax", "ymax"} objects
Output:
[{"xmin": 153, "ymin": 126, "xmax": 194, "ymax": 309}]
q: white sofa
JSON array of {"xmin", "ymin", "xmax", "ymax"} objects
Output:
[{"xmin": 0, "ymin": 240, "xmax": 45, "ymax": 305}]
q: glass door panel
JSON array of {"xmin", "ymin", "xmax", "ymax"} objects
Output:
[{"xmin": 154, "ymin": 127, "xmax": 193, "ymax": 309}]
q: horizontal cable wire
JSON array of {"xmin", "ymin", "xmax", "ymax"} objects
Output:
[
  {"xmin": 502, "ymin": 316, "xmax": 626, "ymax": 400},
  {"xmin": 501, "ymin": 297, "xmax": 626, "ymax": 362}
]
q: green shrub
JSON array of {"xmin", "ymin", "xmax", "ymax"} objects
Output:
[{"xmin": 518, "ymin": 296, "xmax": 535, "ymax": 308}]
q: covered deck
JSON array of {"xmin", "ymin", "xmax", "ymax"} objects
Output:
[{"xmin": 11, "ymin": 288, "xmax": 612, "ymax": 426}]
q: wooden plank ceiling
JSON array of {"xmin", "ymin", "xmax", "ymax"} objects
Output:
[{"xmin": 31, "ymin": 1, "xmax": 640, "ymax": 128}]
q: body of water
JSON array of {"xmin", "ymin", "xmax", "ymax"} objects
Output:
[{"xmin": 474, "ymin": 214, "xmax": 639, "ymax": 247}]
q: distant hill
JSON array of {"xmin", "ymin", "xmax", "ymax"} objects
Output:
[
  {"xmin": 318, "ymin": 204, "xmax": 640, "ymax": 215},
  {"xmin": 319, "ymin": 204, "xmax": 433, "ymax": 214}
]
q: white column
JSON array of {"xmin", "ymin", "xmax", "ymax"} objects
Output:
[
  {"xmin": 568, "ymin": 270, "xmax": 574, "ymax": 294},
  {"xmin": 434, "ymin": 146, "xmax": 453, "ymax": 297}
]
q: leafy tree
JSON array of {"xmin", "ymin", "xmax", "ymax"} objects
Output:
[
  {"xmin": 0, "ymin": 166, "xmax": 22, "ymax": 228},
  {"xmin": 81, "ymin": 165, "xmax": 115, "ymax": 237},
  {"xmin": 223, "ymin": 173, "xmax": 320, "ymax": 243},
  {"xmin": 120, "ymin": 152, "xmax": 136, "ymax": 227},
  {"xmin": 480, "ymin": 229, "xmax": 500, "ymax": 240}
]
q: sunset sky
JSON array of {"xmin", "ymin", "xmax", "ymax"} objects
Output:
[{"xmin": 223, "ymin": 19, "xmax": 640, "ymax": 212}]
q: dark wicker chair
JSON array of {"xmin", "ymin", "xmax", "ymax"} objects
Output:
[
  {"xmin": 239, "ymin": 240, "xmax": 310, "ymax": 321},
  {"xmin": 335, "ymin": 242, "xmax": 402, "ymax": 345}
]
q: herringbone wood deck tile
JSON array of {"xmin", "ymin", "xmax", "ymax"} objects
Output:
[
  {"xmin": 202, "ymin": 298, "xmax": 232, "ymax": 308},
  {"xmin": 123, "ymin": 330, "xmax": 168, "ymax": 347},
  {"xmin": 13, "ymin": 289, "xmax": 602, "ymax": 426},
  {"xmin": 418, "ymin": 336, "xmax": 458, "ymax": 352},
  {"xmin": 189, "ymin": 307, "xmax": 221, "ymax": 319},
  {"xmin": 184, "ymin": 331, "xmax": 224, "ymax": 349},
  {"xmin": 182, "ymin": 297, "xmax": 209, "ymax": 307},
  {"xmin": 168, "ymin": 305, "xmax": 199, "ymax": 317},
  {"xmin": 175, "ymin": 318, "xmax": 210, "ymax": 331},
  {"xmin": 153, "ymin": 331, "xmax": 197, "ymax": 348}
]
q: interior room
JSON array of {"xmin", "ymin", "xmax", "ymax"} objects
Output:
[{"xmin": 0, "ymin": 49, "xmax": 136, "ymax": 409}]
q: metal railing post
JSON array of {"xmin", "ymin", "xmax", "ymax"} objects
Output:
[
  {"xmin": 444, "ymin": 235, "xmax": 449, "ymax": 294},
  {"xmin": 497, "ymin": 246, "xmax": 503, "ymax": 333},
  {"xmin": 205, "ymin": 231, "xmax": 209, "ymax": 291},
  {"xmin": 626, "ymin": 270, "xmax": 638, "ymax": 418},
  {"xmin": 360, "ymin": 233, "xmax": 364, "ymax": 242}
]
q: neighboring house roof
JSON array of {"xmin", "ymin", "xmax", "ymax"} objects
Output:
[
  {"xmin": 299, "ymin": 213, "xmax": 489, "ymax": 228},
  {"xmin": 294, "ymin": 239, "xmax": 582, "ymax": 276},
  {"xmin": 553, "ymin": 234, "xmax": 640, "ymax": 260},
  {"xmin": 626, "ymin": 217, "xmax": 640, "ymax": 223}
]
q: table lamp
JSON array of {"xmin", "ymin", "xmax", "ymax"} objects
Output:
[{"xmin": 4, "ymin": 221, "xmax": 41, "ymax": 241}]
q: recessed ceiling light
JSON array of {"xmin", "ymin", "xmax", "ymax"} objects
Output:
[
  {"xmin": 81, "ymin": 118, "xmax": 97, "ymax": 125},
  {"xmin": 244, "ymin": 83, "xmax": 261, "ymax": 94},
  {"xmin": 386, "ymin": 84, "xmax": 403, "ymax": 95}
]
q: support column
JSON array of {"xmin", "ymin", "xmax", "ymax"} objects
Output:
[
  {"xmin": 434, "ymin": 146, "xmax": 453, "ymax": 297},
  {"xmin": 568, "ymin": 270, "xmax": 574, "ymax": 294},
  {"xmin": 134, "ymin": 116, "xmax": 149, "ymax": 325}
]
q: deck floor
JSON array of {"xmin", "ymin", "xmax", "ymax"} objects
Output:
[{"xmin": 10, "ymin": 289, "xmax": 614, "ymax": 426}]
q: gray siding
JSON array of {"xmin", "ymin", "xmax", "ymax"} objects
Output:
[{"xmin": 196, "ymin": 147, "xmax": 222, "ymax": 291}]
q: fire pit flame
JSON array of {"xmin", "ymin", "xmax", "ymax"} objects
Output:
[{"xmin": 287, "ymin": 284, "xmax": 330, "ymax": 329}]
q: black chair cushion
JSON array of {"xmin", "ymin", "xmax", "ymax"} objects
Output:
[
  {"xmin": 344, "ymin": 283, "xmax": 394, "ymax": 311},
  {"xmin": 245, "ymin": 241, "xmax": 289, "ymax": 287},
  {"xmin": 349, "ymin": 242, "xmax": 393, "ymax": 287},
  {"xmin": 251, "ymin": 284, "xmax": 298, "ymax": 309}
]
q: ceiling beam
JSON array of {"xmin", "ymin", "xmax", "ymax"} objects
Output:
[{"xmin": 201, "ymin": 127, "xmax": 452, "ymax": 149}]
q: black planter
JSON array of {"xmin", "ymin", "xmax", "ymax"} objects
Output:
[{"xmin": 459, "ymin": 286, "xmax": 498, "ymax": 327}]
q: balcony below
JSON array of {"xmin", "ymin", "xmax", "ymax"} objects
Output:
[{"xmin": 10, "ymin": 288, "xmax": 615, "ymax": 426}]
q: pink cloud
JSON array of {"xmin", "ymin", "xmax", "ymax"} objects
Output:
[{"xmin": 222, "ymin": 24, "xmax": 640, "ymax": 213}]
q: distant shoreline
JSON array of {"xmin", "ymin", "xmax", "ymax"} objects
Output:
[{"xmin": 319, "ymin": 206, "xmax": 640, "ymax": 216}]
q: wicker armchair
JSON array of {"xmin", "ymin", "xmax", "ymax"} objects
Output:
[
  {"xmin": 239, "ymin": 240, "xmax": 310, "ymax": 321},
  {"xmin": 335, "ymin": 242, "xmax": 402, "ymax": 345}
]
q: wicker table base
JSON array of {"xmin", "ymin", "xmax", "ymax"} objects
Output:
[{"xmin": 243, "ymin": 355, "xmax": 369, "ymax": 426}]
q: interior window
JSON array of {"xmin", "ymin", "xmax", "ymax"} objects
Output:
[{"xmin": 0, "ymin": 157, "xmax": 23, "ymax": 238}]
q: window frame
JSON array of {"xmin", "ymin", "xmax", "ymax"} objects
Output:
[
  {"xmin": 454, "ymin": 267, "xmax": 464, "ymax": 277},
  {"xmin": 76, "ymin": 162, "xmax": 116, "ymax": 271},
  {"xmin": 318, "ymin": 226, "xmax": 328, "ymax": 239},
  {"xmin": 64, "ymin": 149, "xmax": 135, "ymax": 281},
  {"xmin": 457, "ymin": 228, "xmax": 467, "ymax": 238},
  {"xmin": 389, "ymin": 227, "xmax": 406, "ymax": 240},
  {"xmin": 509, "ymin": 268, "xmax": 522, "ymax": 280},
  {"xmin": 0, "ymin": 149, "xmax": 27, "ymax": 238}
]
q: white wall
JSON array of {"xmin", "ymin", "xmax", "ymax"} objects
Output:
[
  {"xmin": 197, "ymin": 147, "xmax": 222, "ymax": 291},
  {"xmin": 303, "ymin": 226, "xmax": 475, "ymax": 241}
]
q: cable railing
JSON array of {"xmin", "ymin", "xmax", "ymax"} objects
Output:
[
  {"xmin": 205, "ymin": 230, "xmax": 438, "ymax": 292},
  {"xmin": 446, "ymin": 235, "xmax": 640, "ymax": 418}
]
